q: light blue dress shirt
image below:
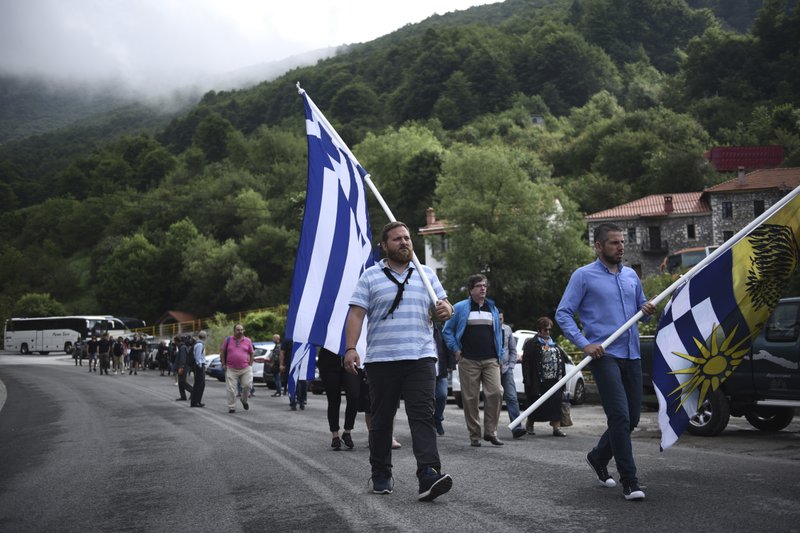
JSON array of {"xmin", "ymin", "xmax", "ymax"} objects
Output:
[{"xmin": 555, "ymin": 259, "xmax": 650, "ymax": 359}]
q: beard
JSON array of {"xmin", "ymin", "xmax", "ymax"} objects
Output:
[
  {"xmin": 387, "ymin": 247, "xmax": 412, "ymax": 263},
  {"xmin": 601, "ymin": 250, "xmax": 622, "ymax": 265}
]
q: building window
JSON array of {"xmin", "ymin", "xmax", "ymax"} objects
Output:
[
  {"xmin": 754, "ymin": 200, "xmax": 765, "ymax": 217},
  {"xmin": 627, "ymin": 227, "xmax": 636, "ymax": 243},
  {"xmin": 687, "ymin": 224, "xmax": 696, "ymax": 240},
  {"xmin": 648, "ymin": 226, "xmax": 662, "ymax": 250},
  {"xmin": 723, "ymin": 230, "xmax": 734, "ymax": 241},
  {"xmin": 722, "ymin": 202, "xmax": 733, "ymax": 218}
]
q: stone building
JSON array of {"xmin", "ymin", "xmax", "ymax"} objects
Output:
[
  {"xmin": 584, "ymin": 167, "xmax": 800, "ymax": 277},
  {"xmin": 585, "ymin": 193, "xmax": 712, "ymax": 277}
]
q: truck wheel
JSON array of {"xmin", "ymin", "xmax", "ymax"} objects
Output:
[
  {"xmin": 744, "ymin": 407, "xmax": 794, "ymax": 432},
  {"xmin": 64, "ymin": 342, "xmax": 73, "ymax": 355},
  {"xmin": 571, "ymin": 379, "xmax": 585, "ymax": 405},
  {"xmin": 687, "ymin": 389, "xmax": 730, "ymax": 436},
  {"xmin": 20, "ymin": 343, "xmax": 29, "ymax": 355}
]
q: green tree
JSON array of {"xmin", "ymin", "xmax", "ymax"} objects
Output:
[
  {"xmin": 12, "ymin": 292, "xmax": 66, "ymax": 317},
  {"xmin": 356, "ymin": 125, "xmax": 445, "ymax": 233},
  {"xmin": 95, "ymin": 233, "xmax": 162, "ymax": 320},
  {"xmin": 435, "ymin": 144, "xmax": 592, "ymax": 323},
  {"xmin": 194, "ymin": 112, "xmax": 235, "ymax": 163},
  {"xmin": 515, "ymin": 24, "xmax": 622, "ymax": 115}
]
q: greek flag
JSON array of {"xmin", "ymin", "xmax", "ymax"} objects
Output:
[
  {"xmin": 284, "ymin": 87, "xmax": 375, "ymax": 392},
  {"xmin": 654, "ymin": 190, "xmax": 800, "ymax": 450}
]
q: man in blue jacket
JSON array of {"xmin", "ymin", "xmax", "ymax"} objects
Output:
[{"xmin": 442, "ymin": 274, "xmax": 504, "ymax": 447}]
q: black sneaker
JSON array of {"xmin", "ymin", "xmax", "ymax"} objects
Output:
[
  {"xmin": 622, "ymin": 481, "xmax": 645, "ymax": 501},
  {"xmin": 342, "ymin": 432, "xmax": 354, "ymax": 449},
  {"xmin": 435, "ymin": 419, "xmax": 445, "ymax": 436},
  {"xmin": 512, "ymin": 427, "xmax": 527, "ymax": 439},
  {"xmin": 586, "ymin": 452, "xmax": 616, "ymax": 488},
  {"xmin": 418, "ymin": 467, "xmax": 453, "ymax": 502},
  {"xmin": 372, "ymin": 475, "xmax": 394, "ymax": 495},
  {"xmin": 331, "ymin": 436, "xmax": 341, "ymax": 450},
  {"xmin": 241, "ymin": 397, "xmax": 249, "ymax": 410}
]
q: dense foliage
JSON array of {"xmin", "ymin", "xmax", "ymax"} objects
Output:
[{"xmin": 1, "ymin": 0, "xmax": 799, "ymax": 331}]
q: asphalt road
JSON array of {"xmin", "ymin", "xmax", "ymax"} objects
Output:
[{"xmin": 1, "ymin": 353, "xmax": 799, "ymax": 533}]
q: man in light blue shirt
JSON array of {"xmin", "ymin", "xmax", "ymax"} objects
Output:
[{"xmin": 556, "ymin": 223, "xmax": 655, "ymax": 501}]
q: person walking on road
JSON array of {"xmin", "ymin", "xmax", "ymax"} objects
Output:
[
  {"xmin": 220, "ymin": 324, "xmax": 254, "ymax": 413},
  {"xmin": 175, "ymin": 336, "xmax": 194, "ymax": 402},
  {"xmin": 344, "ymin": 221, "xmax": 454, "ymax": 502},
  {"xmin": 556, "ymin": 222, "xmax": 655, "ymax": 501},
  {"xmin": 499, "ymin": 312, "xmax": 526, "ymax": 439},
  {"xmin": 442, "ymin": 274, "xmax": 505, "ymax": 447},
  {"xmin": 191, "ymin": 331, "xmax": 207, "ymax": 407}
]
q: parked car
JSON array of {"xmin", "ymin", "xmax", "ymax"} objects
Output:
[
  {"xmin": 253, "ymin": 341, "xmax": 277, "ymax": 387},
  {"xmin": 451, "ymin": 329, "xmax": 586, "ymax": 408},
  {"xmin": 641, "ymin": 297, "xmax": 800, "ymax": 436},
  {"xmin": 205, "ymin": 354, "xmax": 224, "ymax": 382}
]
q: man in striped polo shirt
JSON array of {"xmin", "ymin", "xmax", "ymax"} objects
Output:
[{"xmin": 345, "ymin": 221, "xmax": 454, "ymax": 502}]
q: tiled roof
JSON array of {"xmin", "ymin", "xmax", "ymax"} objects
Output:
[
  {"xmin": 155, "ymin": 310, "xmax": 197, "ymax": 324},
  {"xmin": 703, "ymin": 167, "xmax": 800, "ymax": 194},
  {"xmin": 704, "ymin": 145, "xmax": 784, "ymax": 172},
  {"xmin": 586, "ymin": 192, "xmax": 709, "ymax": 220}
]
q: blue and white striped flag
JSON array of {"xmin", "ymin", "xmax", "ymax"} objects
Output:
[{"xmin": 284, "ymin": 88, "xmax": 375, "ymax": 391}]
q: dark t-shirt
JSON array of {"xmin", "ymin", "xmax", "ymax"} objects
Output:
[
  {"xmin": 98, "ymin": 338, "xmax": 111, "ymax": 354},
  {"xmin": 281, "ymin": 338, "xmax": 294, "ymax": 364},
  {"xmin": 460, "ymin": 299, "xmax": 497, "ymax": 361}
]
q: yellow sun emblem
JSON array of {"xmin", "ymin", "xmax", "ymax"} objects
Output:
[{"xmin": 668, "ymin": 323, "xmax": 750, "ymax": 411}]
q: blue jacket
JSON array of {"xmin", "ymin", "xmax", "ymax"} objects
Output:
[{"xmin": 442, "ymin": 297, "xmax": 503, "ymax": 360}]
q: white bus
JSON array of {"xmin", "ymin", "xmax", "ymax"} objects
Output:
[{"xmin": 3, "ymin": 316, "xmax": 130, "ymax": 355}]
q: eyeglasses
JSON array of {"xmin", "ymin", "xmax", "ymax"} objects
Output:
[{"xmin": 473, "ymin": 283, "xmax": 488, "ymax": 289}]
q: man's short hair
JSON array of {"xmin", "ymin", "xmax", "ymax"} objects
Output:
[
  {"xmin": 198, "ymin": 330, "xmax": 207, "ymax": 339},
  {"xmin": 467, "ymin": 274, "xmax": 488, "ymax": 290},
  {"xmin": 593, "ymin": 223, "xmax": 623, "ymax": 245},
  {"xmin": 381, "ymin": 221, "xmax": 409, "ymax": 242}
]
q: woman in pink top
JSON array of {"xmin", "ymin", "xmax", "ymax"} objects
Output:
[{"xmin": 220, "ymin": 324, "xmax": 255, "ymax": 413}]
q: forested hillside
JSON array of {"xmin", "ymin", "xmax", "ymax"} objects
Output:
[{"xmin": 1, "ymin": 0, "xmax": 798, "ymax": 329}]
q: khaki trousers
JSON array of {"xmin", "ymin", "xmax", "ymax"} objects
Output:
[{"xmin": 458, "ymin": 358, "xmax": 503, "ymax": 440}]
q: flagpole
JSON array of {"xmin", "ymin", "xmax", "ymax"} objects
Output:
[
  {"xmin": 297, "ymin": 83, "xmax": 440, "ymax": 306},
  {"xmin": 509, "ymin": 183, "xmax": 800, "ymax": 430}
]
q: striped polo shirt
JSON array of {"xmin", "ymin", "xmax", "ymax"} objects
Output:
[{"xmin": 350, "ymin": 258, "xmax": 447, "ymax": 363}]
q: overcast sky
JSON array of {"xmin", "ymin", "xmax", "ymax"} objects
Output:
[{"xmin": 0, "ymin": 0, "xmax": 496, "ymax": 90}]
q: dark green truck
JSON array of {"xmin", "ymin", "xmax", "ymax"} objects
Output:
[{"xmin": 641, "ymin": 297, "xmax": 800, "ymax": 436}]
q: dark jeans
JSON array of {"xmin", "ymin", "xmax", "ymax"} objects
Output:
[
  {"xmin": 289, "ymin": 380, "xmax": 307, "ymax": 407},
  {"xmin": 192, "ymin": 365, "xmax": 206, "ymax": 405},
  {"xmin": 272, "ymin": 371, "xmax": 282, "ymax": 393},
  {"xmin": 178, "ymin": 369, "xmax": 194, "ymax": 400},
  {"xmin": 589, "ymin": 356, "xmax": 642, "ymax": 484},
  {"xmin": 434, "ymin": 376, "xmax": 448, "ymax": 423},
  {"xmin": 319, "ymin": 353, "xmax": 361, "ymax": 433},
  {"xmin": 365, "ymin": 358, "xmax": 439, "ymax": 480}
]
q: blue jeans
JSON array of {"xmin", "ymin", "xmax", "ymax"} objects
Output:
[
  {"xmin": 434, "ymin": 376, "xmax": 448, "ymax": 423},
  {"xmin": 501, "ymin": 369, "xmax": 521, "ymax": 424},
  {"xmin": 273, "ymin": 371, "xmax": 282, "ymax": 393},
  {"xmin": 589, "ymin": 356, "xmax": 642, "ymax": 484}
]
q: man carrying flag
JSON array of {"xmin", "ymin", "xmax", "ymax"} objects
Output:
[
  {"xmin": 556, "ymin": 223, "xmax": 656, "ymax": 501},
  {"xmin": 653, "ymin": 187, "xmax": 800, "ymax": 451},
  {"xmin": 344, "ymin": 221, "xmax": 455, "ymax": 501}
]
